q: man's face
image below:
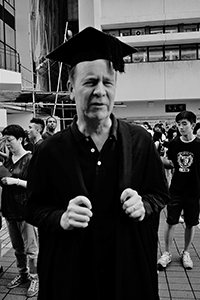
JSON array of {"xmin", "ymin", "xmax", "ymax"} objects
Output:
[
  {"xmin": 71, "ymin": 59, "xmax": 117, "ymax": 122},
  {"xmin": 27, "ymin": 123, "xmax": 37, "ymax": 141},
  {"xmin": 47, "ymin": 118, "xmax": 57, "ymax": 132},
  {"xmin": 177, "ymin": 119, "xmax": 194, "ymax": 137},
  {"xmin": 154, "ymin": 125, "xmax": 161, "ymax": 132}
]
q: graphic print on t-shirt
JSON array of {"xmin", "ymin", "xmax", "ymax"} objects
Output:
[{"xmin": 177, "ymin": 151, "xmax": 193, "ymax": 172}]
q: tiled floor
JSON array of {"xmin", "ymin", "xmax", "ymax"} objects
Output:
[
  {"xmin": 0, "ymin": 218, "xmax": 37, "ymax": 300},
  {"xmin": 0, "ymin": 211, "xmax": 199, "ymax": 299},
  {"xmin": 158, "ymin": 209, "xmax": 200, "ymax": 300}
]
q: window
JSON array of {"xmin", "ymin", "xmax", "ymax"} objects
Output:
[
  {"xmin": 106, "ymin": 23, "xmax": 200, "ymax": 39},
  {"xmin": 6, "ymin": 44, "xmax": 17, "ymax": 71},
  {"xmin": 105, "ymin": 30, "xmax": 119, "ymax": 37},
  {"xmin": 0, "ymin": 41, "xmax": 5, "ymax": 68},
  {"xmin": 2, "ymin": 5, "xmax": 15, "ymax": 29},
  {"xmin": 183, "ymin": 24, "xmax": 198, "ymax": 32},
  {"xmin": 4, "ymin": 1, "xmax": 14, "ymax": 15},
  {"xmin": 0, "ymin": 19, "xmax": 3, "ymax": 41},
  {"xmin": 133, "ymin": 47, "xmax": 147, "ymax": 62},
  {"xmin": 5, "ymin": 0, "xmax": 14, "ymax": 7},
  {"xmin": 5, "ymin": 23, "xmax": 15, "ymax": 48},
  {"xmin": 150, "ymin": 27, "xmax": 163, "ymax": 34},
  {"xmin": 165, "ymin": 45, "xmax": 179, "ymax": 61},
  {"xmin": 104, "ymin": 24, "xmax": 200, "ymax": 63},
  {"xmin": 120, "ymin": 29, "xmax": 131, "ymax": 36},
  {"xmin": 181, "ymin": 44, "xmax": 197, "ymax": 60},
  {"xmin": 165, "ymin": 25, "xmax": 178, "ymax": 34},
  {"xmin": 126, "ymin": 44, "xmax": 200, "ymax": 64},
  {"xmin": 123, "ymin": 54, "xmax": 132, "ymax": 63},
  {"xmin": 149, "ymin": 46, "xmax": 163, "ymax": 62}
]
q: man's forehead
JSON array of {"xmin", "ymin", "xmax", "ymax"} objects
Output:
[
  {"xmin": 177, "ymin": 119, "xmax": 191, "ymax": 124},
  {"xmin": 29, "ymin": 123, "xmax": 37, "ymax": 129},
  {"xmin": 76, "ymin": 59, "xmax": 116, "ymax": 76}
]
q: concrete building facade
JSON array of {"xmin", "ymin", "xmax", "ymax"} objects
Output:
[
  {"xmin": 0, "ymin": 0, "xmax": 33, "ymax": 129},
  {"xmin": 1, "ymin": 0, "xmax": 200, "ymax": 128},
  {"xmin": 79, "ymin": 0, "xmax": 200, "ymax": 124}
]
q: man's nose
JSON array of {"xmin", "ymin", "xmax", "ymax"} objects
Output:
[{"xmin": 93, "ymin": 82, "xmax": 106, "ymax": 97}]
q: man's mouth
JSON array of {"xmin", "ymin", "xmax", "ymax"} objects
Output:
[{"xmin": 90, "ymin": 102, "xmax": 106, "ymax": 107}]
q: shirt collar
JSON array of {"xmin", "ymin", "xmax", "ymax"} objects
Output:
[{"xmin": 71, "ymin": 114, "xmax": 118, "ymax": 143}]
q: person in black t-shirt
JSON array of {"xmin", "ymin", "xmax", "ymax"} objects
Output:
[{"xmin": 157, "ymin": 110, "xmax": 200, "ymax": 271}]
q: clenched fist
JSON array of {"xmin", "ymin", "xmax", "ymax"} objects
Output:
[
  {"xmin": 60, "ymin": 196, "xmax": 93, "ymax": 230},
  {"xmin": 120, "ymin": 188, "xmax": 145, "ymax": 221}
]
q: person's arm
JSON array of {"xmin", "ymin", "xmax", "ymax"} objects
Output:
[
  {"xmin": 25, "ymin": 139, "xmax": 68, "ymax": 232},
  {"xmin": 160, "ymin": 156, "xmax": 174, "ymax": 169},
  {"xmin": 154, "ymin": 140, "xmax": 159, "ymax": 149},
  {"xmin": 0, "ymin": 151, "xmax": 9, "ymax": 159},
  {"xmin": 1, "ymin": 177, "xmax": 27, "ymax": 188},
  {"xmin": 161, "ymin": 140, "xmax": 174, "ymax": 169}
]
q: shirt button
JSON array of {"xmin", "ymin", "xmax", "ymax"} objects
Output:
[
  {"xmin": 91, "ymin": 148, "xmax": 95, "ymax": 153},
  {"xmin": 97, "ymin": 161, "xmax": 101, "ymax": 166}
]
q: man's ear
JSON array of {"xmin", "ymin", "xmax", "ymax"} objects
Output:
[
  {"xmin": 67, "ymin": 80, "xmax": 74, "ymax": 101},
  {"xmin": 192, "ymin": 123, "xmax": 196, "ymax": 130},
  {"xmin": 67, "ymin": 80, "xmax": 73, "ymax": 92},
  {"xmin": 18, "ymin": 137, "xmax": 23, "ymax": 144}
]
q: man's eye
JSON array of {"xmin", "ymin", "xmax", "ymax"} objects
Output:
[
  {"xmin": 104, "ymin": 81, "xmax": 113, "ymax": 86},
  {"xmin": 84, "ymin": 80, "xmax": 95, "ymax": 86}
]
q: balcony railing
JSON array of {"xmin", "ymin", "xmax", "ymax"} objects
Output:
[{"xmin": 0, "ymin": 41, "xmax": 20, "ymax": 72}]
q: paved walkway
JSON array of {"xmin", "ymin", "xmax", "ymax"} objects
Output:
[
  {"xmin": 0, "ymin": 218, "xmax": 37, "ymax": 300},
  {"xmin": 158, "ymin": 209, "xmax": 200, "ymax": 300},
  {"xmin": 0, "ymin": 211, "xmax": 199, "ymax": 299}
]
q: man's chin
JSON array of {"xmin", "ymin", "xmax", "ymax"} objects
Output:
[{"xmin": 86, "ymin": 111, "xmax": 110, "ymax": 121}]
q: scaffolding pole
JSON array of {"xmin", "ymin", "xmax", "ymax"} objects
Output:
[
  {"xmin": 45, "ymin": 30, "xmax": 52, "ymax": 92},
  {"xmin": 28, "ymin": 11, "xmax": 36, "ymax": 117},
  {"xmin": 52, "ymin": 22, "xmax": 68, "ymax": 117}
]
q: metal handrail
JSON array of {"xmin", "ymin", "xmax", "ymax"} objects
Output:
[{"xmin": 0, "ymin": 42, "xmax": 20, "ymax": 72}]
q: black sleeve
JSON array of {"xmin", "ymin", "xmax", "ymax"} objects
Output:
[{"xmin": 26, "ymin": 144, "xmax": 65, "ymax": 232}]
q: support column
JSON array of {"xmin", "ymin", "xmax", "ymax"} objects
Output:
[{"xmin": 78, "ymin": 0, "xmax": 101, "ymax": 31}]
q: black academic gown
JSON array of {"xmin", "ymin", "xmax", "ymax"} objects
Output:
[{"xmin": 26, "ymin": 116, "xmax": 169, "ymax": 300}]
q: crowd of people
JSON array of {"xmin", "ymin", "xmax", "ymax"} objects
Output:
[
  {"xmin": 0, "ymin": 109, "xmax": 200, "ymax": 299},
  {"xmin": 0, "ymin": 26, "xmax": 199, "ymax": 300}
]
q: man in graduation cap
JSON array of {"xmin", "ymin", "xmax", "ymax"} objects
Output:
[{"xmin": 26, "ymin": 27, "xmax": 169, "ymax": 300}]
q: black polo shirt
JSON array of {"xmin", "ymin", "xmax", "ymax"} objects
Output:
[{"xmin": 71, "ymin": 115, "xmax": 119, "ymax": 269}]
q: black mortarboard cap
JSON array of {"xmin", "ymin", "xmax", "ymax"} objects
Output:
[{"xmin": 46, "ymin": 26, "xmax": 137, "ymax": 73}]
